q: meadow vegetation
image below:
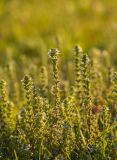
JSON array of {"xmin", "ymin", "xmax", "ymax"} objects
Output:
[
  {"xmin": 0, "ymin": 45, "xmax": 116, "ymax": 159},
  {"xmin": 0, "ymin": 0, "xmax": 117, "ymax": 159}
]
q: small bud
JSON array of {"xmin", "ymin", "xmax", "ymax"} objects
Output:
[
  {"xmin": 48, "ymin": 48, "xmax": 61, "ymax": 58},
  {"xmin": 74, "ymin": 45, "xmax": 83, "ymax": 53},
  {"xmin": 92, "ymin": 106, "xmax": 100, "ymax": 114}
]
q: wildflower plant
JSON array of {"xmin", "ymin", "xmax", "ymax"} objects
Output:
[
  {"xmin": 48, "ymin": 48, "xmax": 61, "ymax": 107},
  {"xmin": 74, "ymin": 45, "xmax": 83, "ymax": 105}
]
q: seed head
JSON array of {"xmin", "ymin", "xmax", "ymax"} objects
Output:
[
  {"xmin": 48, "ymin": 48, "xmax": 61, "ymax": 58},
  {"xmin": 74, "ymin": 45, "xmax": 83, "ymax": 53}
]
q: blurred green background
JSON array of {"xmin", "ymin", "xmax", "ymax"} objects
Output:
[{"xmin": 0, "ymin": 0, "xmax": 117, "ymax": 65}]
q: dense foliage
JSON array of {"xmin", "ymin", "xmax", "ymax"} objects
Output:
[{"xmin": 0, "ymin": 46, "xmax": 116, "ymax": 159}]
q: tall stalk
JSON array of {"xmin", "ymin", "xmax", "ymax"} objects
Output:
[{"xmin": 48, "ymin": 48, "xmax": 61, "ymax": 107}]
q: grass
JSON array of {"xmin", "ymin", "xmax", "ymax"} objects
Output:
[{"xmin": 0, "ymin": 0, "xmax": 117, "ymax": 64}]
